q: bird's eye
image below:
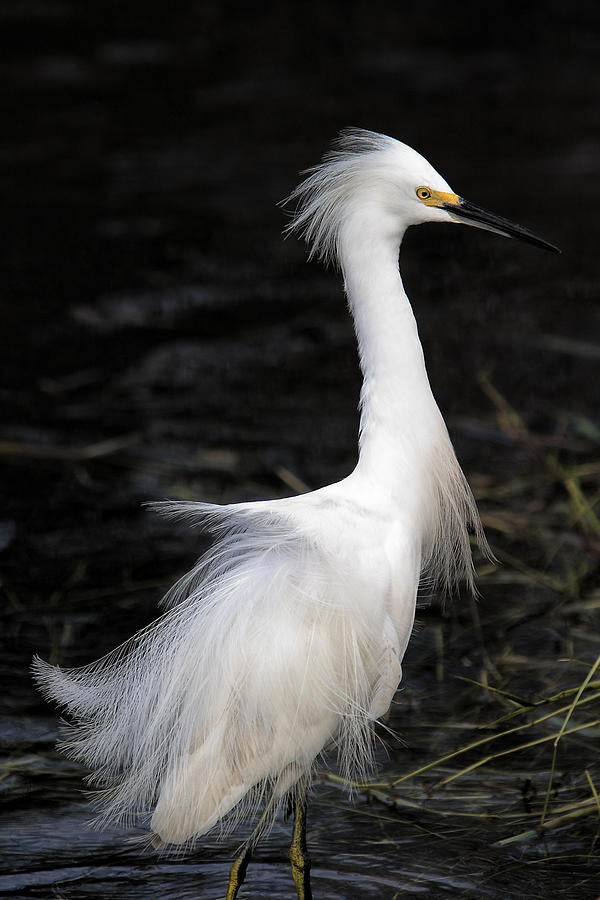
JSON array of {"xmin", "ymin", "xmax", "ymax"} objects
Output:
[{"xmin": 416, "ymin": 187, "xmax": 432, "ymax": 201}]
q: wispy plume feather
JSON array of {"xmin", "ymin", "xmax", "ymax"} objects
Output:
[
  {"xmin": 283, "ymin": 128, "xmax": 399, "ymax": 266},
  {"xmin": 33, "ymin": 499, "xmax": 396, "ymax": 846}
]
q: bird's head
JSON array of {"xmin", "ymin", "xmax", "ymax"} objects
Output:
[{"xmin": 285, "ymin": 129, "xmax": 559, "ymax": 266}]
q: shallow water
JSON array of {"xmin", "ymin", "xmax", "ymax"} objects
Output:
[{"xmin": 2, "ymin": 1, "xmax": 600, "ymax": 897}]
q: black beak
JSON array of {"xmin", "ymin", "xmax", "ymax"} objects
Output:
[{"xmin": 443, "ymin": 198, "xmax": 561, "ymax": 253}]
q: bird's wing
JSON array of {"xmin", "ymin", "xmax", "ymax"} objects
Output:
[{"xmin": 34, "ymin": 497, "xmax": 413, "ymax": 846}]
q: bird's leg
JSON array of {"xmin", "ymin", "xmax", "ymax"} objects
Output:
[
  {"xmin": 289, "ymin": 780, "xmax": 313, "ymax": 900},
  {"xmin": 225, "ymin": 844, "xmax": 252, "ymax": 900},
  {"xmin": 225, "ymin": 789, "xmax": 283, "ymax": 899}
]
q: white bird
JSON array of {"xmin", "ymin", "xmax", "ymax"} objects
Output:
[{"xmin": 33, "ymin": 129, "xmax": 558, "ymax": 899}]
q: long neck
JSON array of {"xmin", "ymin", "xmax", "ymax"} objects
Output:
[
  {"xmin": 341, "ymin": 223, "xmax": 444, "ymax": 493},
  {"xmin": 338, "ymin": 214, "xmax": 485, "ymax": 592}
]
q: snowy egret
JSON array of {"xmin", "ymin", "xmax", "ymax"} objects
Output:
[{"xmin": 33, "ymin": 129, "xmax": 559, "ymax": 898}]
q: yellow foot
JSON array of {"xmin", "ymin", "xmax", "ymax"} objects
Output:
[
  {"xmin": 290, "ymin": 842, "xmax": 312, "ymax": 900},
  {"xmin": 226, "ymin": 846, "xmax": 252, "ymax": 900},
  {"xmin": 289, "ymin": 791, "xmax": 313, "ymax": 900}
]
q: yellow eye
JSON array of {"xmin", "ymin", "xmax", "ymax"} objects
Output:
[{"xmin": 416, "ymin": 187, "xmax": 431, "ymax": 201}]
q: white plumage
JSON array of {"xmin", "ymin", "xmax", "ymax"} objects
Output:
[{"xmin": 32, "ymin": 128, "xmax": 557, "ymax": 855}]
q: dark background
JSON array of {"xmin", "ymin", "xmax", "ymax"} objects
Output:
[{"xmin": 2, "ymin": 1, "xmax": 599, "ymax": 897}]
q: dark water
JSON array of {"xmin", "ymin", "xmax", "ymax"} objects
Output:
[{"xmin": 2, "ymin": 1, "xmax": 600, "ymax": 897}]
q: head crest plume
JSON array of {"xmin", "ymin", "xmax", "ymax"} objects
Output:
[{"xmin": 283, "ymin": 128, "xmax": 399, "ymax": 267}]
